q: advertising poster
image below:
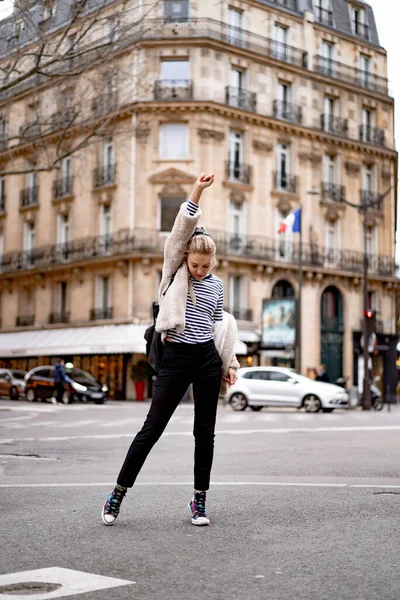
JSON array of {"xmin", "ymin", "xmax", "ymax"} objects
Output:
[{"xmin": 261, "ymin": 298, "xmax": 297, "ymax": 348}]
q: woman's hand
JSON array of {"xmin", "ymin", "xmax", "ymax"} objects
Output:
[
  {"xmin": 223, "ymin": 368, "xmax": 238, "ymax": 386},
  {"xmin": 190, "ymin": 173, "xmax": 214, "ymax": 204}
]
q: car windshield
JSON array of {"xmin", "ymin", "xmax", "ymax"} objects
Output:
[
  {"xmin": 11, "ymin": 370, "xmax": 26, "ymax": 380},
  {"xmin": 68, "ymin": 368, "xmax": 97, "ymax": 385}
]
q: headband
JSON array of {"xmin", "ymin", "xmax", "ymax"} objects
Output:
[{"xmin": 191, "ymin": 230, "xmax": 210, "ymax": 238}]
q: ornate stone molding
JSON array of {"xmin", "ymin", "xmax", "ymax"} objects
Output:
[
  {"xmin": 149, "ymin": 167, "xmax": 196, "ymax": 186},
  {"xmin": 230, "ymin": 190, "xmax": 246, "ymax": 203},
  {"xmin": 324, "ymin": 206, "xmax": 340, "ymax": 222},
  {"xmin": 160, "ymin": 182, "xmax": 186, "ymax": 197},
  {"xmin": 298, "ymin": 152, "xmax": 322, "ymax": 164},
  {"xmin": 344, "ymin": 161, "xmax": 361, "ymax": 175},
  {"xmin": 382, "ymin": 170, "xmax": 391, "ymax": 184},
  {"xmin": 197, "ymin": 128, "xmax": 225, "ymax": 142},
  {"xmin": 276, "ymin": 197, "xmax": 292, "ymax": 214},
  {"xmin": 252, "ymin": 140, "xmax": 273, "ymax": 153}
]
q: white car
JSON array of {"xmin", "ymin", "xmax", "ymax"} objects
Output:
[{"xmin": 226, "ymin": 367, "xmax": 349, "ymax": 413}]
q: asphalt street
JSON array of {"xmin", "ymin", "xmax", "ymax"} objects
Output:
[{"xmin": 0, "ymin": 399, "xmax": 400, "ymax": 600}]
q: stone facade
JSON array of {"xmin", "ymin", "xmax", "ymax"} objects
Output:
[{"xmin": 0, "ymin": 0, "xmax": 397, "ymax": 396}]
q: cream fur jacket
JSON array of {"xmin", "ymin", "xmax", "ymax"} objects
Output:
[{"xmin": 156, "ymin": 201, "xmax": 240, "ymax": 396}]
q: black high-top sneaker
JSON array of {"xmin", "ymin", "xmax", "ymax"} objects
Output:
[
  {"xmin": 188, "ymin": 491, "xmax": 210, "ymax": 526},
  {"xmin": 102, "ymin": 484, "xmax": 127, "ymax": 525}
]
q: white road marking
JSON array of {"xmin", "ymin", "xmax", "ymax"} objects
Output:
[
  {"xmin": 0, "ymin": 454, "xmax": 57, "ymax": 461},
  {"xmin": 1, "ymin": 481, "xmax": 400, "ymax": 489},
  {"xmin": 1, "ymin": 424, "xmax": 400, "ymax": 444},
  {"xmin": 0, "ymin": 567, "xmax": 134, "ymax": 600}
]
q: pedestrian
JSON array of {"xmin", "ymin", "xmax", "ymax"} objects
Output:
[
  {"xmin": 102, "ymin": 173, "xmax": 239, "ymax": 527},
  {"xmin": 316, "ymin": 364, "xmax": 330, "ymax": 383},
  {"xmin": 53, "ymin": 358, "xmax": 69, "ymax": 404}
]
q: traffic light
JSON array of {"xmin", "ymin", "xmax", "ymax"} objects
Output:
[{"xmin": 364, "ymin": 309, "xmax": 377, "ymax": 337}]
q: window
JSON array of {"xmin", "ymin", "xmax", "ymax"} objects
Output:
[
  {"xmin": 103, "ymin": 138, "xmax": 114, "ymax": 167},
  {"xmin": 275, "ymin": 81, "xmax": 292, "ymax": 120},
  {"xmin": 361, "ymin": 108, "xmax": 376, "ymax": 142},
  {"xmin": 362, "ymin": 165, "xmax": 375, "ymax": 193},
  {"xmin": 275, "ymin": 208, "xmax": 293, "ymax": 261},
  {"xmin": 96, "ymin": 276, "xmax": 111, "ymax": 311},
  {"xmin": 24, "ymin": 222, "xmax": 35, "ymax": 253},
  {"xmin": 0, "ymin": 116, "xmax": 7, "ymax": 143},
  {"xmin": 228, "ymin": 199, "xmax": 246, "ymax": 251},
  {"xmin": 0, "ymin": 177, "xmax": 5, "ymax": 210},
  {"xmin": 324, "ymin": 219, "xmax": 340, "ymax": 265},
  {"xmin": 228, "ymin": 274, "xmax": 246, "ymax": 318},
  {"xmin": 320, "ymin": 41, "xmax": 335, "ymax": 76},
  {"xmin": 227, "ymin": 7, "xmax": 244, "ymax": 46},
  {"xmin": 243, "ymin": 371, "xmax": 269, "ymax": 380},
  {"xmin": 228, "ymin": 131, "xmax": 244, "ymax": 179},
  {"xmin": 273, "ymin": 24, "xmax": 289, "ymax": 61},
  {"xmin": 100, "ymin": 204, "xmax": 113, "ymax": 238},
  {"xmin": 272, "ymin": 280, "xmax": 295, "ymax": 299},
  {"xmin": 159, "ymin": 123, "xmax": 189, "ymax": 159},
  {"xmin": 62, "ymin": 157, "xmax": 72, "ymax": 181},
  {"xmin": 164, "ymin": 0, "xmax": 189, "ymax": 21},
  {"xmin": 350, "ymin": 5, "xmax": 368, "ymax": 39},
  {"xmin": 366, "ymin": 226, "xmax": 378, "ymax": 257},
  {"xmin": 42, "ymin": 1, "xmax": 57, "ymax": 20},
  {"xmin": 59, "ymin": 281, "xmax": 68, "ymax": 315},
  {"xmin": 275, "ymin": 143, "xmax": 290, "ymax": 189},
  {"xmin": 315, "ymin": 0, "xmax": 333, "ymax": 25},
  {"xmin": 57, "ymin": 214, "xmax": 70, "ymax": 246},
  {"xmin": 229, "ymin": 66, "xmax": 246, "ymax": 92},
  {"xmin": 161, "ymin": 60, "xmax": 189, "ymax": 81},
  {"xmin": 268, "ymin": 371, "xmax": 292, "ymax": 383},
  {"xmin": 323, "ymin": 154, "xmax": 337, "ymax": 184},
  {"xmin": 358, "ymin": 55, "xmax": 372, "ymax": 88},
  {"xmin": 159, "ymin": 196, "xmax": 185, "ymax": 232}
]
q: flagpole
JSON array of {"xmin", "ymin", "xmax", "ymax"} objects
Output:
[{"xmin": 297, "ymin": 204, "xmax": 303, "ymax": 374}]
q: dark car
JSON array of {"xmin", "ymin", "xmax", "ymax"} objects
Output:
[
  {"xmin": 24, "ymin": 366, "xmax": 108, "ymax": 404},
  {"xmin": 0, "ymin": 368, "xmax": 27, "ymax": 400}
]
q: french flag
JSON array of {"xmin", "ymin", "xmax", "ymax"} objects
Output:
[{"xmin": 278, "ymin": 209, "xmax": 301, "ymax": 234}]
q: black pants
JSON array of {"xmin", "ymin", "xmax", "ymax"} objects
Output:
[
  {"xmin": 55, "ymin": 383, "xmax": 65, "ymax": 403},
  {"xmin": 118, "ymin": 340, "xmax": 222, "ymax": 491}
]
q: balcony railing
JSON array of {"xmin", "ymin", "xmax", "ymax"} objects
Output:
[
  {"xmin": 19, "ymin": 122, "xmax": 41, "ymax": 140},
  {"xmin": 359, "ymin": 125, "xmax": 385, "ymax": 147},
  {"xmin": 93, "ymin": 164, "xmax": 116, "ymax": 187},
  {"xmin": 225, "ymin": 161, "xmax": 252, "ymax": 185},
  {"xmin": 273, "ymin": 100, "xmax": 302, "ymax": 124},
  {"xmin": 314, "ymin": 56, "xmax": 388, "ymax": 95},
  {"xmin": 274, "ymin": 171, "xmax": 298, "ymax": 193},
  {"xmin": 16, "ymin": 315, "xmax": 35, "ymax": 327},
  {"xmin": 49, "ymin": 312, "xmax": 70, "ymax": 324},
  {"xmin": 90, "ymin": 307, "xmax": 113, "ymax": 321},
  {"xmin": 0, "ymin": 229, "xmax": 395, "ymax": 277},
  {"xmin": 226, "ymin": 307, "xmax": 254, "ymax": 321},
  {"xmin": 360, "ymin": 190, "xmax": 382, "ymax": 211},
  {"xmin": 321, "ymin": 182, "xmax": 346, "ymax": 203},
  {"xmin": 352, "ymin": 21, "xmax": 370, "ymax": 40},
  {"xmin": 154, "ymin": 80, "xmax": 193, "ymax": 101},
  {"xmin": 91, "ymin": 92, "xmax": 119, "ymax": 115},
  {"xmin": 53, "ymin": 177, "xmax": 74, "ymax": 199},
  {"xmin": 321, "ymin": 114, "xmax": 348, "ymax": 137},
  {"xmin": 48, "ymin": 108, "xmax": 77, "ymax": 133},
  {"xmin": 20, "ymin": 186, "xmax": 38, "ymax": 208},
  {"xmin": 225, "ymin": 86, "xmax": 257, "ymax": 112},
  {"xmin": 315, "ymin": 7, "xmax": 333, "ymax": 26}
]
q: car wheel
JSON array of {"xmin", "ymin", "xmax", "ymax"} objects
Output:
[
  {"xmin": 62, "ymin": 391, "xmax": 72, "ymax": 405},
  {"xmin": 373, "ymin": 399, "xmax": 384, "ymax": 411},
  {"xmin": 322, "ymin": 408, "xmax": 334, "ymax": 413},
  {"xmin": 250, "ymin": 405, "xmax": 262, "ymax": 411},
  {"xmin": 94, "ymin": 398, "xmax": 105, "ymax": 405},
  {"xmin": 303, "ymin": 395, "xmax": 321, "ymax": 413},
  {"xmin": 230, "ymin": 393, "xmax": 248, "ymax": 411},
  {"xmin": 26, "ymin": 388, "xmax": 37, "ymax": 402},
  {"xmin": 10, "ymin": 386, "xmax": 19, "ymax": 400}
]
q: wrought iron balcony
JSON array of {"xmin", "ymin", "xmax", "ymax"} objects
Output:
[
  {"xmin": 225, "ymin": 161, "xmax": 252, "ymax": 185},
  {"xmin": 49, "ymin": 312, "xmax": 70, "ymax": 324},
  {"xmin": 315, "ymin": 7, "xmax": 333, "ymax": 26},
  {"xmin": 53, "ymin": 177, "xmax": 74, "ymax": 200},
  {"xmin": 20, "ymin": 186, "xmax": 38, "ymax": 208},
  {"xmin": 19, "ymin": 122, "xmax": 41, "ymax": 140},
  {"xmin": 274, "ymin": 171, "xmax": 298, "ymax": 194},
  {"xmin": 314, "ymin": 56, "xmax": 388, "ymax": 95},
  {"xmin": 321, "ymin": 114, "xmax": 348, "ymax": 137},
  {"xmin": 360, "ymin": 190, "xmax": 382, "ymax": 211},
  {"xmin": 16, "ymin": 315, "xmax": 35, "ymax": 327},
  {"xmin": 49, "ymin": 108, "xmax": 77, "ymax": 133},
  {"xmin": 352, "ymin": 21, "xmax": 369, "ymax": 40},
  {"xmin": 273, "ymin": 100, "xmax": 302, "ymax": 124},
  {"xmin": 359, "ymin": 125, "xmax": 385, "ymax": 147},
  {"xmin": 91, "ymin": 92, "xmax": 119, "ymax": 115},
  {"xmin": 225, "ymin": 87, "xmax": 257, "ymax": 112},
  {"xmin": 154, "ymin": 80, "xmax": 193, "ymax": 101},
  {"xmin": 90, "ymin": 307, "xmax": 113, "ymax": 321},
  {"xmin": 226, "ymin": 307, "xmax": 254, "ymax": 321},
  {"xmin": 321, "ymin": 182, "xmax": 346, "ymax": 203},
  {"xmin": 93, "ymin": 164, "xmax": 116, "ymax": 187},
  {"xmin": 0, "ymin": 229, "xmax": 395, "ymax": 278}
]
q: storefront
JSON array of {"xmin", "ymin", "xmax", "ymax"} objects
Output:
[
  {"xmin": 353, "ymin": 331, "xmax": 398, "ymax": 402},
  {"xmin": 0, "ymin": 324, "xmax": 149, "ymax": 400}
]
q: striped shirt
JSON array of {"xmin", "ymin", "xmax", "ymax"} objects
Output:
[{"xmin": 167, "ymin": 200, "xmax": 224, "ymax": 344}]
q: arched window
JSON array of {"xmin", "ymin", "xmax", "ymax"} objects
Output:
[
  {"xmin": 272, "ymin": 280, "xmax": 295, "ymax": 299},
  {"xmin": 321, "ymin": 286, "xmax": 343, "ymax": 331}
]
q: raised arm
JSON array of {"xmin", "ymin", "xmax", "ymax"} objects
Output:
[{"xmin": 162, "ymin": 173, "xmax": 214, "ymax": 278}]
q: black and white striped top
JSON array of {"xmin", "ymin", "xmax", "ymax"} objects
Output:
[{"xmin": 167, "ymin": 201, "xmax": 224, "ymax": 344}]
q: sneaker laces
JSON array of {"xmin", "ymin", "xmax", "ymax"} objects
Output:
[
  {"xmin": 104, "ymin": 486, "xmax": 126, "ymax": 517},
  {"xmin": 192, "ymin": 492, "xmax": 206, "ymax": 517}
]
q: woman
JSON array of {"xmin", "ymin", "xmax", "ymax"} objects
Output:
[{"xmin": 102, "ymin": 173, "xmax": 239, "ymax": 527}]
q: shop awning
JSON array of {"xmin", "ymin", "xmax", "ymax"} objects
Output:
[
  {"xmin": 0, "ymin": 324, "xmax": 149, "ymax": 358},
  {"xmin": 0, "ymin": 324, "xmax": 249, "ymax": 358}
]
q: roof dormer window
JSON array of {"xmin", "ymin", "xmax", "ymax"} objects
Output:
[{"xmin": 349, "ymin": 4, "xmax": 369, "ymax": 40}]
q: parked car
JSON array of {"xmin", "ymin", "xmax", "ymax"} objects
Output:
[
  {"xmin": 0, "ymin": 368, "xmax": 27, "ymax": 400},
  {"xmin": 226, "ymin": 367, "xmax": 349, "ymax": 413},
  {"xmin": 24, "ymin": 366, "xmax": 108, "ymax": 404}
]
